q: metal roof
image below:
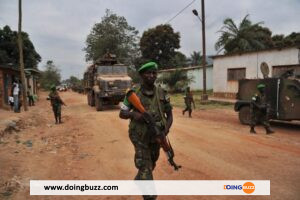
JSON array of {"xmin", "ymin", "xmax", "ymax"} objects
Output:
[
  {"xmin": 158, "ymin": 64, "xmax": 213, "ymax": 73},
  {"xmin": 211, "ymin": 45, "xmax": 300, "ymax": 59}
]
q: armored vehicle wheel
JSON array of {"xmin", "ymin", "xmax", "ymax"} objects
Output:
[
  {"xmin": 239, "ymin": 106, "xmax": 251, "ymax": 125},
  {"xmin": 95, "ymin": 96, "xmax": 103, "ymax": 111},
  {"xmin": 87, "ymin": 93, "xmax": 91, "ymax": 106},
  {"xmin": 90, "ymin": 93, "xmax": 95, "ymax": 107}
]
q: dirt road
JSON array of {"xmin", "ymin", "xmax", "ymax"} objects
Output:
[{"xmin": 0, "ymin": 91, "xmax": 299, "ymax": 200}]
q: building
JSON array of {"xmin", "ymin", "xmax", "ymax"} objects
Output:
[
  {"xmin": 0, "ymin": 64, "xmax": 20, "ymax": 109},
  {"xmin": 212, "ymin": 46, "xmax": 300, "ymax": 99},
  {"xmin": 0, "ymin": 65, "xmax": 41, "ymax": 110},
  {"xmin": 158, "ymin": 64, "xmax": 213, "ymax": 91},
  {"xmin": 25, "ymin": 68, "xmax": 41, "ymax": 96}
]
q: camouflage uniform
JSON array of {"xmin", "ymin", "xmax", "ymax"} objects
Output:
[
  {"xmin": 49, "ymin": 91, "xmax": 64, "ymax": 124},
  {"xmin": 182, "ymin": 88, "xmax": 194, "ymax": 117},
  {"xmin": 121, "ymin": 85, "xmax": 172, "ymax": 200},
  {"xmin": 250, "ymin": 93, "xmax": 273, "ymax": 133}
]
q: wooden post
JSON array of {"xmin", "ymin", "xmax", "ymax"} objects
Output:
[
  {"xmin": 18, "ymin": 0, "xmax": 28, "ymax": 111},
  {"xmin": 201, "ymin": 0, "xmax": 208, "ymax": 100}
]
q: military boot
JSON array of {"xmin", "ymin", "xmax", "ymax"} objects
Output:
[
  {"xmin": 189, "ymin": 110, "xmax": 192, "ymax": 118},
  {"xmin": 250, "ymin": 127, "xmax": 256, "ymax": 134}
]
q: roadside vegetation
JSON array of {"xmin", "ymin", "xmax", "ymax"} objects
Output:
[{"xmin": 170, "ymin": 90, "xmax": 233, "ymax": 110}]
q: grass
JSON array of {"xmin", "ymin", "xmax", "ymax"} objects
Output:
[{"xmin": 170, "ymin": 91, "xmax": 234, "ymax": 110}]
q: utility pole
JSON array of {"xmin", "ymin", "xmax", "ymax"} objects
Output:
[
  {"xmin": 192, "ymin": 0, "xmax": 208, "ymax": 100},
  {"xmin": 201, "ymin": 0, "xmax": 207, "ymax": 100},
  {"xmin": 18, "ymin": 0, "xmax": 28, "ymax": 111}
]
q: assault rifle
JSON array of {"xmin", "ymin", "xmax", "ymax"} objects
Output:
[{"xmin": 126, "ymin": 90, "xmax": 181, "ymax": 171}]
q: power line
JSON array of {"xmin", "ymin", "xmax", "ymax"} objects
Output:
[{"xmin": 166, "ymin": 0, "xmax": 196, "ymax": 24}]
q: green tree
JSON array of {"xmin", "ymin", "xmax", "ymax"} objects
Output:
[
  {"xmin": 40, "ymin": 60, "xmax": 61, "ymax": 90},
  {"xmin": 84, "ymin": 9, "xmax": 139, "ymax": 64},
  {"xmin": 157, "ymin": 70, "xmax": 194, "ymax": 93},
  {"xmin": 0, "ymin": 25, "xmax": 41, "ymax": 68},
  {"xmin": 169, "ymin": 51, "xmax": 188, "ymax": 68},
  {"xmin": 63, "ymin": 76, "xmax": 83, "ymax": 88},
  {"xmin": 215, "ymin": 15, "xmax": 273, "ymax": 54},
  {"xmin": 189, "ymin": 51, "xmax": 202, "ymax": 66},
  {"xmin": 272, "ymin": 32, "xmax": 300, "ymax": 48},
  {"xmin": 282, "ymin": 32, "xmax": 300, "ymax": 46},
  {"xmin": 272, "ymin": 34, "xmax": 285, "ymax": 47},
  {"xmin": 140, "ymin": 24, "xmax": 180, "ymax": 69}
]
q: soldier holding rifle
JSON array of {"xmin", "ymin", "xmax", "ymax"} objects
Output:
[
  {"xmin": 119, "ymin": 62, "xmax": 179, "ymax": 200},
  {"xmin": 250, "ymin": 83, "xmax": 275, "ymax": 134},
  {"xmin": 182, "ymin": 86, "xmax": 195, "ymax": 117},
  {"xmin": 48, "ymin": 85, "xmax": 66, "ymax": 124}
]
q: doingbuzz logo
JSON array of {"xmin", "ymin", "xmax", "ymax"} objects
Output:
[{"xmin": 224, "ymin": 182, "xmax": 255, "ymax": 194}]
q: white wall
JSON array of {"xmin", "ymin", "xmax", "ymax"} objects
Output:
[
  {"xmin": 187, "ymin": 66, "xmax": 213, "ymax": 90},
  {"xmin": 213, "ymin": 47, "xmax": 299, "ymax": 93},
  {"xmin": 158, "ymin": 66, "xmax": 213, "ymax": 91}
]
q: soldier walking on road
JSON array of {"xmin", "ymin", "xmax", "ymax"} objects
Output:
[
  {"xmin": 250, "ymin": 84, "xmax": 274, "ymax": 134},
  {"xmin": 182, "ymin": 86, "xmax": 195, "ymax": 117},
  {"xmin": 119, "ymin": 62, "xmax": 173, "ymax": 200},
  {"xmin": 48, "ymin": 85, "xmax": 66, "ymax": 124}
]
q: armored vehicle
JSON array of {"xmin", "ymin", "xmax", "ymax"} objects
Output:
[
  {"xmin": 83, "ymin": 53, "xmax": 132, "ymax": 111},
  {"xmin": 234, "ymin": 63, "xmax": 300, "ymax": 124}
]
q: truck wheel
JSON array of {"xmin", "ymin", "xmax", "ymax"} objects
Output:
[
  {"xmin": 87, "ymin": 93, "xmax": 91, "ymax": 106},
  {"xmin": 239, "ymin": 106, "xmax": 251, "ymax": 125},
  {"xmin": 90, "ymin": 93, "xmax": 95, "ymax": 107},
  {"xmin": 95, "ymin": 96, "xmax": 103, "ymax": 111}
]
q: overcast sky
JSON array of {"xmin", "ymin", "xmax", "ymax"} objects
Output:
[{"xmin": 0, "ymin": 0, "xmax": 299, "ymax": 79}]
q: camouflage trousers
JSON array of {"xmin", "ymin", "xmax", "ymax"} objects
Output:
[
  {"xmin": 52, "ymin": 104, "xmax": 61, "ymax": 122},
  {"xmin": 129, "ymin": 129, "xmax": 160, "ymax": 200},
  {"xmin": 183, "ymin": 100, "xmax": 192, "ymax": 116},
  {"xmin": 250, "ymin": 109, "xmax": 270, "ymax": 129}
]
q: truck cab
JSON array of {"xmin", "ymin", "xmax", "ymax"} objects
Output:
[{"xmin": 84, "ymin": 53, "xmax": 132, "ymax": 111}]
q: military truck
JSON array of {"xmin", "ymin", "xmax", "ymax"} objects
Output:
[
  {"xmin": 234, "ymin": 62, "xmax": 300, "ymax": 124},
  {"xmin": 83, "ymin": 53, "xmax": 132, "ymax": 111}
]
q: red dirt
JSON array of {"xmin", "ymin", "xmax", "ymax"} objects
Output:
[{"xmin": 0, "ymin": 91, "xmax": 299, "ymax": 200}]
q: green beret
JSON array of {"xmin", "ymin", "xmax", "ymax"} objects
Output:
[
  {"xmin": 138, "ymin": 62, "xmax": 158, "ymax": 73},
  {"xmin": 257, "ymin": 84, "xmax": 266, "ymax": 89}
]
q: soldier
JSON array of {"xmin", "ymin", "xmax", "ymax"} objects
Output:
[
  {"xmin": 250, "ymin": 84, "xmax": 274, "ymax": 134},
  {"xmin": 182, "ymin": 86, "xmax": 195, "ymax": 117},
  {"xmin": 48, "ymin": 85, "xmax": 66, "ymax": 124},
  {"xmin": 119, "ymin": 62, "xmax": 173, "ymax": 200}
]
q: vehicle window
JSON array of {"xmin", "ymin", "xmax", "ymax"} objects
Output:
[
  {"xmin": 113, "ymin": 66, "xmax": 127, "ymax": 74},
  {"xmin": 97, "ymin": 66, "xmax": 112, "ymax": 74},
  {"xmin": 97, "ymin": 66, "xmax": 127, "ymax": 75}
]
